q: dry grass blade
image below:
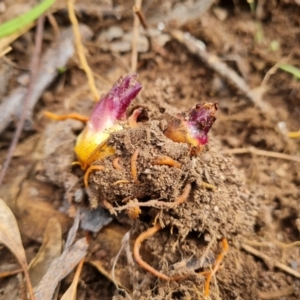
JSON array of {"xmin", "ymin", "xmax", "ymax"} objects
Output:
[
  {"xmin": 29, "ymin": 217, "xmax": 62, "ymax": 287},
  {"xmin": 0, "ymin": 198, "xmax": 35, "ymax": 300},
  {"xmin": 60, "ymin": 258, "xmax": 84, "ymax": 300}
]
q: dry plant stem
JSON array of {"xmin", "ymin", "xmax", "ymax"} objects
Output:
[
  {"xmin": 72, "ymin": 257, "xmax": 84, "ymax": 286},
  {"xmin": 0, "ymin": 46, "xmax": 12, "ymax": 58},
  {"xmin": 43, "ymin": 111, "xmax": 89, "ymax": 122},
  {"xmin": 257, "ymin": 286, "xmax": 294, "ymax": 300},
  {"xmin": 204, "ymin": 238, "xmax": 229, "ymax": 298},
  {"xmin": 67, "ymin": 0, "xmax": 99, "ymax": 101},
  {"xmin": 131, "ymin": 149, "xmax": 140, "ymax": 183},
  {"xmin": 130, "ymin": 0, "xmax": 142, "ymax": 73},
  {"xmin": 221, "ymin": 147, "xmax": 300, "ymax": 163},
  {"xmin": 0, "ymin": 16, "xmax": 44, "ymax": 188},
  {"xmin": 241, "ymin": 244, "xmax": 300, "ymax": 279},
  {"xmin": 152, "ymin": 156, "xmax": 181, "ymax": 168},
  {"xmin": 0, "ymin": 268, "xmax": 22, "ymax": 278},
  {"xmin": 84, "ymin": 165, "xmax": 105, "ymax": 187},
  {"xmin": 112, "ymin": 157, "xmax": 123, "ymax": 170},
  {"xmin": 46, "ymin": 13, "xmax": 60, "ymax": 41}
]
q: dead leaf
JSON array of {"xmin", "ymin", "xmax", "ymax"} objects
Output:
[
  {"xmin": 0, "ymin": 198, "xmax": 35, "ymax": 300},
  {"xmin": 34, "ymin": 214, "xmax": 88, "ymax": 300},
  {"xmin": 29, "ymin": 217, "xmax": 62, "ymax": 287},
  {"xmin": 34, "ymin": 237, "xmax": 88, "ymax": 300},
  {"xmin": 60, "ymin": 258, "xmax": 84, "ymax": 300},
  {"xmin": 15, "ymin": 180, "xmax": 71, "ymax": 241}
]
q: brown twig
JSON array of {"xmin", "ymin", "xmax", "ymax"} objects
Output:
[
  {"xmin": 0, "ymin": 16, "xmax": 45, "ymax": 187},
  {"xmin": 131, "ymin": 0, "xmax": 142, "ymax": 73},
  {"xmin": 46, "ymin": 13, "xmax": 60, "ymax": 41},
  {"xmin": 221, "ymin": 147, "xmax": 300, "ymax": 164},
  {"xmin": 241, "ymin": 244, "xmax": 300, "ymax": 279},
  {"xmin": 0, "ymin": 268, "xmax": 22, "ymax": 278}
]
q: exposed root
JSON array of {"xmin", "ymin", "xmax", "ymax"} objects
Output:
[
  {"xmin": 84, "ymin": 165, "xmax": 105, "ymax": 187},
  {"xmin": 200, "ymin": 181, "xmax": 216, "ymax": 190},
  {"xmin": 114, "ymin": 183, "xmax": 191, "ymax": 211},
  {"xmin": 112, "ymin": 179, "xmax": 130, "ymax": 185},
  {"xmin": 128, "ymin": 107, "xmax": 143, "ymax": 128},
  {"xmin": 102, "ymin": 199, "xmax": 117, "ymax": 215},
  {"xmin": 127, "ymin": 200, "xmax": 142, "ymax": 220},
  {"xmin": 133, "ymin": 224, "xmax": 171, "ymax": 280},
  {"xmin": 44, "ymin": 111, "xmax": 89, "ymax": 122},
  {"xmin": 204, "ymin": 238, "xmax": 229, "ymax": 298},
  {"xmin": 131, "ymin": 149, "xmax": 140, "ymax": 184},
  {"xmin": 112, "ymin": 157, "xmax": 123, "ymax": 170},
  {"xmin": 174, "ymin": 183, "xmax": 191, "ymax": 205},
  {"xmin": 152, "ymin": 156, "xmax": 181, "ymax": 168}
]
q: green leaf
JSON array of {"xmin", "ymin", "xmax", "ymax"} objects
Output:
[
  {"xmin": 0, "ymin": 0, "xmax": 55, "ymax": 38},
  {"xmin": 279, "ymin": 64, "xmax": 300, "ymax": 79}
]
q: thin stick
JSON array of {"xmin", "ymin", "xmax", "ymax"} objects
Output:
[
  {"xmin": 0, "ymin": 46, "xmax": 12, "ymax": 58},
  {"xmin": 0, "ymin": 16, "xmax": 45, "ymax": 187},
  {"xmin": 257, "ymin": 286, "xmax": 294, "ymax": 300},
  {"xmin": 130, "ymin": 0, "xmax": 142, "ymax": 73},
  {"xmin": 0, "ymin": 268, "xmax": 22, "ymax": 278},
  {"xmin": 46, "ymin": 13, "xmax": 60, "ymax": 41},
  {"xmin": 221, "ymin": 147, "xmax": 300, "ymax": 163},
  {"xmin": 242, "ymin": 244, "xmax": 300, "ymax": 279},
  {"xmin": 67, "ymin": 0, "xmax": 99, "ymax": 101}
]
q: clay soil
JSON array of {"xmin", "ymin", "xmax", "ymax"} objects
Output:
[{"xmin": 0, "ymin": 0, "xmax": 300, "ymax": 300}]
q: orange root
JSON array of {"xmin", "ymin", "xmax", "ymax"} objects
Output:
[
  {"xmin": 133, "ymin": 224, "xmax": 189, "ymax": 281},
  {"xmin": 204, "ymin": 238, "xmax": 229, "ymax": 298},
  {"xmin": 112, "ymin": 179, "xmax": 130, "ymax": 185},
  {"xmin": 133, "ymin": 224, "xmax": 170, "ymax": 280},
  {"xmin": 131, "ymin": 149, "xmax": 140, "ymax": 184},
  {"xmin": 43, "ymin": 110, "xmax": 89, "ymax": 122},
  {"xmin": 84, "ymin": 165, "xmax": 105, "ymax": 187},
  {"xmin": 128, "ymin": 107, "xmax": 143, "ymax": 128},
  {"xmin": 152, "ymin": 156, "xmax": 181, "ymax": 168},
  {"xmin": 175, "ymin": 183, "xmax": 191, "ymax": 205},
  {"xmin": 112, "ymin": 157, "xmax": 123, "ymax": 170}
]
